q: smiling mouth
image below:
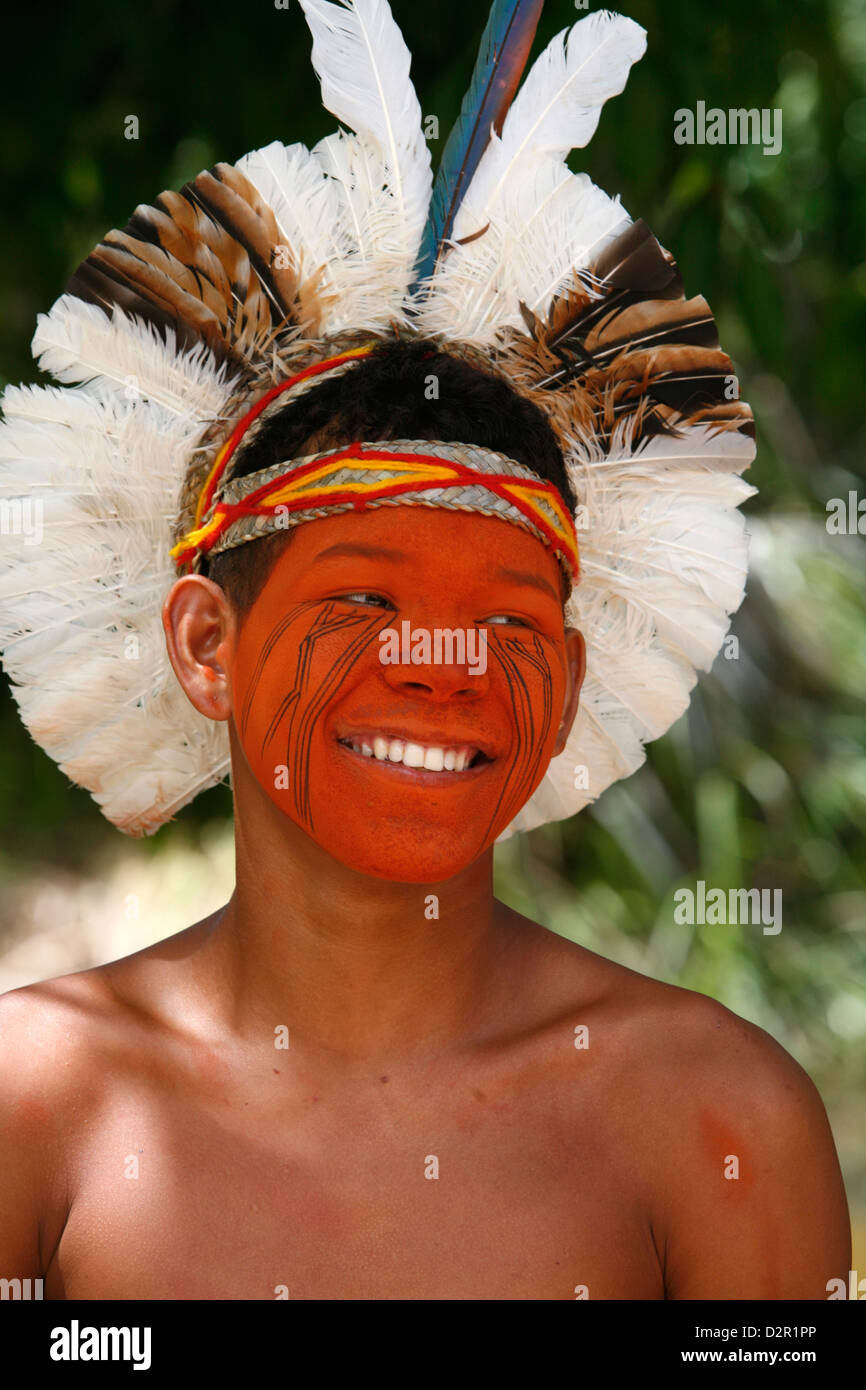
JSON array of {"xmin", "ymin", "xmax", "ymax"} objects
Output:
[{"xmin": 337, "ymin": 734, "xmax": 492, "ymax": 773}]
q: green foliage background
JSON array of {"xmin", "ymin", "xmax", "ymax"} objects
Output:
[{"xmin": 1, "ymin": 0, "xmax": 864, "ymax": 1241}]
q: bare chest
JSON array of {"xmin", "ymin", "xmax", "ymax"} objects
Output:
[{"xmin": 48, "ymin": 1068, "xmax": 664, "ymax": 1300}]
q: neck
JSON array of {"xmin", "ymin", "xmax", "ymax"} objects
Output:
[{"xmin": 202, "ymin": 738, "xmax": 521, "ymax": 1069}]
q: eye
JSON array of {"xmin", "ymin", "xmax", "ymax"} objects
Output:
[
  {"xmin": 483, "ymin": 614, "xmax": 536, "ymax": 629},
  {"xmin": 334, "ymin": 591, "xmax": 394, "ymax": 609}
]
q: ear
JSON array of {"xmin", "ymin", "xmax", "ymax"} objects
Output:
[
  {"xmin": 552, "ymin": 626, "xmax": 586, "ymax": 756},
  {"xmin": 161, "ymin": 575, "xmax": 237, "ymax": 721}
]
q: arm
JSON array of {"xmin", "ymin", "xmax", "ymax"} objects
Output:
[
  {"xmin": 0, "ymin": 989, "xmax": 69, "ymax": 1291},
  {"xmin": 655, "ymin": 996, "xmax": 850, "ymax": 1300}
]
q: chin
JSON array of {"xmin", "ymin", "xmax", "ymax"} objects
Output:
[{"xmin": 312, "ymin": 822, "xmax": 493, "ymax": 884}]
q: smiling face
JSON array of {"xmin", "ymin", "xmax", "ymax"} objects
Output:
[{"xmin": 226, "ymin": 506, "xmax": 582, "ymax": 882}]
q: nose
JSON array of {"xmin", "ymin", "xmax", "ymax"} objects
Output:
[{"xmin": 378, "ymin": 621, "xmax": 490, "ymax": 700}]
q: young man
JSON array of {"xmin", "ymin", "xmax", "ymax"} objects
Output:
[{"xmin": 0, "ymin": 2, "xmax": 850, "ymax": 1298}]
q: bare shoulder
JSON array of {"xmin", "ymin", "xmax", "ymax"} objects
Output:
[
  {"xmin": 0, "ymin": 914, "xmax": 219, "ymax": 1271},
  {"xmin": 525, "ymin": 924, "xmax": 850, "ymax": 1296},
  {"xmin": 606, "ymin": 961, "xmax": 834, "ymax": 1137},
  {"xmin": 0, "ymin": 970, "xmax": 115, "ymax": 1094},
  {"xmin": 0, "ymin": 970, "xmax": 125, "ymax": 1278},
  {"xmin": 0, "ymin": 964, "xmax": 139, "ymax": 1147},
  {"xmin": 0, "ymin": 911, "xmax": 218, "ymax": 1109},
  {"xmin": 528, "ymin": 920, "xmax": 826, "ymax": 1113}
]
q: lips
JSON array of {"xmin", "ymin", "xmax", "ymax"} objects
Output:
[{"xmin": 336, "ymin": 732, "xmax": 492, "ymax": 772}]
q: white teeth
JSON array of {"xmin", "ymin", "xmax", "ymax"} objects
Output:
[
  {"xmin": 403, "ymin": 742, "xmax": 426, "ymax": 768},
  {"xmin": 342, "ymin": 737, "xmax": 482, "ymax": 772}
]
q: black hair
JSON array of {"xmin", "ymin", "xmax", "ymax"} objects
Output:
[{"xmin": 206, "ymin": 337, "xmax": 575, "ymax": 619}]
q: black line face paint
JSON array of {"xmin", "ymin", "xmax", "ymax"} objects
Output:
[
  {"xmin": 480, "ymin": 631, "xmax": 554, "ymax": 844},
  {"xmin": 228, "ymin": 508, "xmax": 571, "ymax": 882},
  {"xmin": 238, "ymin": 599, "xmax": 391, "ymax": 834}
]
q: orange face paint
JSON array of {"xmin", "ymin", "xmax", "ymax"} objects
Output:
[
  {"xmin": 229, "ymin": 507, "xmax": 572, "ymax": 882},
  {"xmin": 698, "ymin": 1109, "xmax": 754, "ymax": 1193}
]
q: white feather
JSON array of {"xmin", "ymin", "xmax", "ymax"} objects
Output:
[
  {"xmin": 31, "ymin": 296, "xmax": 236, "ymax": 419},
  {"xmin": 470, "ymin": 10, "xmax": 646, "ymax": 211},
  {"xmin": 417, "ymin": 158, "xmax": 631, "ymax": 340},
  {"xmin": 569, "ymin": 427, "xmax": 756, "ymax": 665},
  {"xmin": 298, "ymin": 0, "xmax": 431, "ymax": 319},
  {"xmin": 501, "ymin": 423, "xmax": 756, "ymax": 837},
  {"xmin": 0, "ymin": 374, "xmax": 231, "ymax": 835},
  {"xmin": 235, "ymin": 139, "xmax": 355, "ymax": 326},
  {"xmin": 300, "ymin": 0, "xmax": 430, "ymax": 233},
  {"xmin": 236, "ymin": 140, "xmax": 350, "ymax": 270},
  {"xmin": 416, "ymin": 11, "xmax": 644, "ymax": 342},
  {"xmin": 511, "ymin": 169, "xmax": 630, "ymax": 318},
  {"xmin": 312, "ymin": 129, "xmax": 420, "ymax": 330}
]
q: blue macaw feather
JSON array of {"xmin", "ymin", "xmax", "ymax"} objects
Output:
[{"xmin": 411, "ymin": 0, "xmax": 544, "ymax": 292}]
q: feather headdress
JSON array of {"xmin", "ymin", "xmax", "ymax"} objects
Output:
[{"xmin": 0, "ymin": 0, "xmax": 755, "ymax": 837}]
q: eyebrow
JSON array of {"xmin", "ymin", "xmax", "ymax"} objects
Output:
[
  {"xmin": 492, "ymin": 566, "xmax": 561, "ymax": 604},
  {"xmin": 311, "ymin": 543, "xmax": 411, "ymax": 564},
  {"xmin": 310, "ymin": 546, "xmax": 562, "ymax": 603}
]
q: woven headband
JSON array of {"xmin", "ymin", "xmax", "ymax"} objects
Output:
[
  {"xmin": 173, "ymin": 439, "xmax": 580, "ymax": 581},
  {"xmin": 171, "ymin": 348, "xmax": 580, "ymax": 582}
]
